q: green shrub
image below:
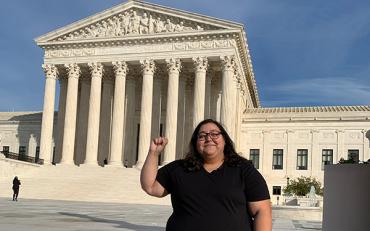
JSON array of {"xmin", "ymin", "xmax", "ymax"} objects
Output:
[{"xmin": 283, "ymin": 176, "xmax": 323, "ymax": 196}]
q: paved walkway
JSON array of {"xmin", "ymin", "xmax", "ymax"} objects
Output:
[{"xmin": 0, "ymin": 197, "xmax": 321, "ymax": 230}]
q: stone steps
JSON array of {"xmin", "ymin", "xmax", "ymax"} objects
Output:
[{"xmin": 0, "ymin": 163, "xmax": 170, "ymax": 205}]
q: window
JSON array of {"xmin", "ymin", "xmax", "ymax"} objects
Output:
[
  {"xmin": 35, "ymin": 146, "xmax": 40, "ymax": 162},
  {"xmin": 19, "ymin": 146, "xmax": 26, "ymax": 155},
  {"xmin": 348, "ymin": 149, "xmax": 359, "ymax": 163},
  {"xmin": 297, "ymin": 149, "xmax": 308, "ymax": 170},
  {"xmin": 250, "ymin": 149, "xmax": 260, "ymax": 169},
  {"xmin": 322, "ymin": 149, "xmax": 333, "ymax": 170},
  {"xmin": 272, "ymin": 186, "xmax": 281, "ymax": 195},
  {"xmin": 272, "ymin": 149, "xmax": 283, "ymax": 169},
  {"xmin": 2, "ymin": 146, "xmax": 10, "ymax": 155}
]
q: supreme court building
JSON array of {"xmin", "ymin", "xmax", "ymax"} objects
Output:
[
  {"xmin": 1, "ymin": 0, "xmax": 369, "ymax": 196},
  {"xmin": 35, "ymin": 0, "xmax": 255, "ymax": 168}
]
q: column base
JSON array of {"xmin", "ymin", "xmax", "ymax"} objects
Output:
[
  {"xmin": 105, "ymin": 161, "xmax": 123, "ymax": 168},
  {"xmin": 59, "ymin": 160, "xmax": 76, "ymax": 165},
  {"xmin": 81, "ymin": 161, "xmax": 100, "ymax": 167}
]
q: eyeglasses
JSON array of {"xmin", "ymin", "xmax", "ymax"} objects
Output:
[{"xmin": 197, "ymin": 131, "xmax": 222, "ymax": 141}]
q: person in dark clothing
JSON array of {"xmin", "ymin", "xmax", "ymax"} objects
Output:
[
  {"xmin": 141, "ymin": 119, "xmax": 272, "ymax": 231},
  {"xmin": 12, "ymin": 176, "xmax": 21, "ymax": 201}
]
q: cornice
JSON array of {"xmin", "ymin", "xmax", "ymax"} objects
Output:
[
  {"xmin": 245, "ymin": 106, "xmax": 370, "ymax": 114},
  {"xmin": 38, "ymin": 29, "xmax": 240, "ymax": 49},
  {"xmin": 235, "ymin": 30, "xmax": 260, "ymax": 107},
  {"xmin": 242, "ymin": 116, "xmax": 370, "ymax": 123}
]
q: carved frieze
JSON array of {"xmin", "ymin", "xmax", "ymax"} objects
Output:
[
  {"xmin": 51, "ymin": 9, "xmax": 219, "ymax": 42},
  {"xmin": 347, "ymin": 132, "xmax": 361, "ymax": 140},
  {"xmin": 44, "ymin": 39, "xmax": 236, "ymax": 58},
  {"xmin": 298, "ymin": 132, "xmax": 309, "ymax": 140},
  {"xmin": 45, "ymin": 48, "xmax": 96, "ymax": 58},
  {"xmin": 322, "ymin": 132, "xmax": 335, "ymax": 140}
]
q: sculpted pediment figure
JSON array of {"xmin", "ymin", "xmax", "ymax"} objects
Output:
[
  {"xmin": 36, "ymin": 0, "xmax": 242, "ymax": 44},
  {"xmin": 52, "ymin": 9, "xmax": 213, "ymax": 42}
]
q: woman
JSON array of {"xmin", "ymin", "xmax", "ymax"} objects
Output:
[
  {"xmin": 12, "ymin": 176, "xmax": 21, "ymax": 201},
  {"xmin": 141, "ymin": 119, "xmax": 272, "ymax": 231}
]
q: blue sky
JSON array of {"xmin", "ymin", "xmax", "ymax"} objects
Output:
[{"xmin": 0, "ymin": 0, "xmax": 369, "ymax": 111}]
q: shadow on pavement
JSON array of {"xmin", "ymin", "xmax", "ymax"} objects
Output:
[{"xmin": 59, "ymin": 212, "xmax": 165, "ymax": 231}]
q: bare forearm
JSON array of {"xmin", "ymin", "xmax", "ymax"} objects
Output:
[
  {"xmin": 140, "ymin": 151, "xmax": 159, "ymax": 194},
  {"xmin": 253, "ymin": 209, "xmax": 272, "ymax": 231}
]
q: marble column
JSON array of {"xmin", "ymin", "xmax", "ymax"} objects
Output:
[
  {"xmin": 163, "ymin": 58, "xmax": 181, "ymax": 164},
  {"xmin": 74, "ymin": 77, "xmax": 90, "ymax": 164},
  {"xmin": 210, "ymin": 73, "xmax": 220, "ymax": 120},
  {"xmin": 176, "ymin": 75, "xmax": 186, "ymax": 158},
  {"xmin": 205, "ymin": 70, "xmax": 213, "ymax": 119},
  {"xmin": 40, "ymin": 64, "xmax": 58, "ymax": 165},
  {"xmin": 60, "ymin": 63, "xmax": 80, "ymax": 165},
  {"xmin": 55, "ymin": 76, "xmax": 67, "ymax": 163},
  {"xmin": 109, "ymin": 61, "xmax": 128, "ymax": 166},
  {"xmin": 136, "ymin": 59, "xmax": 156, "ymax": 168},
  {"xmin": 220, "ymin": 56, "xmax": 236, "ymax": 140},
  {"xmin": 84, "ymin": 62, "xmax": 104, "ymax": 165},
  {"xmin": 234, "ymin": 84, "xmax": 242, "ymax": 150},
  {"xmin": 192, "ymin": 57, "xmax": 208, "ymax": 128},
  {"xmin": 184, "ymin": 77, "xmax": 194, "ymax": 147},
  {"xmin": 98, "ymin": 76, "xmax": 114, "ymax": 165},
  {"xmin": 151, "ymin": 73, "xmax": 162, "ymax": 141},
  {"xmin": 124, "ymin": 76, "xmax": 136, "ymax": 167}
]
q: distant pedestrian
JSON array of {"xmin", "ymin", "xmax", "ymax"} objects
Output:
[{"xmin": 12, "ymin": 176, "xmax": 21, "ymax": 201}]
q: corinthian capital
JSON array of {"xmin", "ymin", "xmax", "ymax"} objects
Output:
[
  {"xmin": 112, "ymin": 61, "xmax": 128, "ymax": 76},
  {"xmin": 166, "ymin": 58, "xmax": 181, "ymax": 73},
  {"xmin": 140, "ymin": 59, "xmax": 156, "ymax": 74},
  {"xmin": 192, "ymin": 57, "xmax": 208, "ymax": 72},
  {"xmin": 220, "ymin": 55, "xmax": 235, "ymax": 72},
  {"xmin": 64, "ymin": 63, "xmax": 81, "ymax": 79},
  {"xmin": 42, "ymin": 64, "xmax": 58, "ymax": 79},
  {"xmin": 88, "ymin": 62, "xmax": 104, "ymax": 77}
]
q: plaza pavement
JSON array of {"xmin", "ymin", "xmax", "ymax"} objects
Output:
[{"xmin": 0, "ymin": 197, "xmax": 322, "ymax": 231}]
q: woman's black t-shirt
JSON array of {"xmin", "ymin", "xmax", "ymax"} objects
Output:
[{"xmin": 156, "ymin": 159, "xmax": 270, "ymax": 231}]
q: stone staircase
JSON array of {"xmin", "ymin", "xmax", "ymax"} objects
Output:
[{"xmin": 0, "ymin": 161, "xmax": 170, "ymax": 205}]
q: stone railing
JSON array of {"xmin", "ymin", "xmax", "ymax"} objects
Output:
[
  {"xmin": 283, "ymin": 195, "xmax": 323, "ymax": 208},
  {"xmin": 0, "ymin": 151, "xmax": 44, "ymax": 165}
]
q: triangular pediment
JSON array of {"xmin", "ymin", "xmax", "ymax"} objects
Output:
[{"xmin": 35, "ymin": 0, "xmax": 243, "ymax": 44}]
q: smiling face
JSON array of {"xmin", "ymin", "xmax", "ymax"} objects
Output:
[{"xmin": 196, "ymin": 122, "xmax": 225, "ymax": 162}]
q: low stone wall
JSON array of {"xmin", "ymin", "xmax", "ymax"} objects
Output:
[
  {"xmin": 273, "ymin": 206, "xmax": 323, "ymax": 221},
  {"xmin": 0, "ymin": 155, "xmax": 40, "ymax": 178}
]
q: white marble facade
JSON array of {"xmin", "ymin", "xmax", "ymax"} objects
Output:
[
  {"xmin": 35, "ymin": 0, "xmax": 253, "ymax": 167},
  {"xmin": 1, "ymin": 1, "xmax": 369, "ymax": 199}
]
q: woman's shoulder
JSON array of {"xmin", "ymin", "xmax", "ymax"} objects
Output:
[
  {"xmin": 160, "ymin": 159, "xmax": 184, "ymax": 171},
  {"xmin": 234, "ymin": 159, "xmax": 257, "ymax": 174}
]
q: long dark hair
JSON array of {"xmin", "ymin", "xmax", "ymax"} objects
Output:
[{"xmin": 183, "ymin": 119, "xmax": 249, "ymax": 171}]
